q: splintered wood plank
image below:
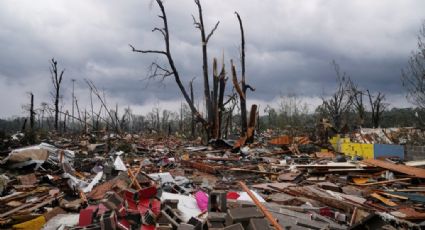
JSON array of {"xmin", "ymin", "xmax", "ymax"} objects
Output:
[
  {"xmin": 363, "ymin": 159, "xmax": 425, "ymax": 178},
  {"xmin": 370, "ymin": 193, "xmax": 397, "ymax": 207}
]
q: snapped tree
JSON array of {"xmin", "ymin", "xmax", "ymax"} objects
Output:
[
  {"xmin": 49, "ymin": 58, "xmax": 64, "ymax": 132},
  {"xmin": 192, "ymin": 0, "xmax": 219, "ymax": 137},
  {"xmin": 130, "ymin": 0, "xmax": 229, "ymax": 139},
  {"xmin": 232, "ymin": 12, "xmax": 255, "ymax": 141},
  {"xmin": 29, "ymin": 92, "xmax": 35, "ymax": 131}
]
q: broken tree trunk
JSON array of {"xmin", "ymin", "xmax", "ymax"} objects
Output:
[
  {"xmin": 30, "ymin": 93, "xmax": 35, "ymax": 131},
  {"xmin": 246, "ymin": 104, "xmax": 258, "ymax": 143},
  {"xmin": 63, "ymin": 111, "xmax": 67, "ymax": 133},
  {"xmin": 21, "ymin": 119, "xmax": 27, "ymax": 132},
  {"xmin": 212, "ymin": 59, "xmax": 219, "ymax": 138},
  {"xmin": 190, "ymin": 79, "xmax": 196, "ymax": 138},
  {"xmin": 217, "ymin": 67, "xmax": 226, "ymax": 138},
  {"xmin": 193, "ymin": 0, "xmax": 220, "ymax": 139},
  {"xmin": 50, "ymin": 58, "xmax": 64, "ymax": 132},
  {"xmin": 236, "ymin": 12, "xmax": 247, "ymax": 136},
  {"xmin": 233, "ymin": 12, "xmax": 255, "ymax": 140},
  {"xmin": 211, "ymin": 58, "xmax": 227, "ymax": 139},
  {"xmin": 231, "ymin": 60, "xmax": 253, "ymax": 141},
  {"xmin": 195, "ymin": 0, "xmax": 212, "ymax": 135}
]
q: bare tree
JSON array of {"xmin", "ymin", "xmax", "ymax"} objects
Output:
[
  {"xmin": 224, "ymin": 97, "xmax": 238, "ymax": 138},
  {"xmin": 350, "ymin": 82, "xmax": 366, "ymax": 127},
  {"xmin": 89, "ymin": 84, "xmax": 95, "ymax": 128},
  {"xmin": 44, "ymin": 107, "xmax": 89, "ymax": 130},
  {"xmin": 49, "ymin": 58, "xmax": 64, "ymax": 131},
  {"xmin": 320, "ymin": 61, "xmax": 353, "ymax": 132},
  {"xmin": 278, "ymin": 93, "xmax": 309, "ymax": 129},
  {"xmin": 39, "ymin": 102, "xmax": 48, "ymax": 129},
  {"xmin": 155, "ymin": 106, "xmax": 160, "ymax": 132},
  {"xmin": 29, "ymin": 92, "xmax": 35, "ymax": 131},
  {"xmin": 264, "ymin": 105, "xmax": 278, "ymax": 128},
  {"xmin": 130, "ymin": 0, "xmax": 229, "ymax": 140},
  {"xmin": 63, "ymin": 110, "xmax": 68, "ymax": 132},
  {"xmin": 233, "ymin": 12, "xmax": 255, "ymax": 138},
  {"xmin": 130, "ymin": 0, "xmax": 207, "ymax": 130},
  {"xmin": 85, "ymin": 79, "xmax": 121, "ymax": 133},
  {"xmin": 192, "ymin": 0, "xmax": 219, "ymax": 134},
  {"xmin": 367, "ymin": 90, "xmax": 387, "ymax": 128},
  {"xmin": 179, "ymin": 102, "xmax": 183, "ymax": 133},
  {"xmin": 162, "ymin": 109, "xmax": 170, "ymax": 132},
  {"xmin": 120, "ymin": 106, "xmax": 133, "ymax": 131},
  {"xmin": 75, "ymin": 98, "xmax": 82, "ymax": 130},
  {"xmin": 402, "ymin": 21, "xmax": 425, "ymax": 109},
  {"xmin": 22, "ymin": 92, "xmax": 36, "ymax": 132}
]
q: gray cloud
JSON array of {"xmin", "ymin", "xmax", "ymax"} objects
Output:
[{"xmin": 0, "ymin": 0, "xmax": 423, "ymax": 118}]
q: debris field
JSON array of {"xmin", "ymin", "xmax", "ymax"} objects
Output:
[{"xmin": 1, "ymin": 130, "xmax": 425, "ymax": 230}]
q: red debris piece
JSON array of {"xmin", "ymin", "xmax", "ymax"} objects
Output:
[
  {"xmin": 269, "ymin": 135, "xmax": 291, "ymax": 145},
  {"xmin": 79, "ymin": 208, "xmax": 95, "ymax": 227},
  {"xmin": 227, "ymin": 192, "xmax": 240, "ymax": 200},
  {"xmin": 140, "ymin": 225, "xmax": 155, "ymax": 230},
  {"xmin": 139, "ymin": 186, "xmax": 157, "ymax": 199}
]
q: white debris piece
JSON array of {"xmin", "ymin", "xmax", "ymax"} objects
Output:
[{"xmin": 113, "ymin": 156, "xmax": 127, "ymax": 171}]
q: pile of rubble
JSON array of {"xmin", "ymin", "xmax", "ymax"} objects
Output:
[{"xmin": 1, "ymin": 133, "xmax": 425, "ymax": 229}]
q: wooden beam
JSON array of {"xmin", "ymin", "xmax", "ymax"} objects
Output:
[{"xmin": 238, "ymin": 181, "xmax": 283, "ymax": 230}]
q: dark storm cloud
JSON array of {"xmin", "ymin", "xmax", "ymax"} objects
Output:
[{"xmin": 0, "ymin": 0, "xmax": 424, "ymax": 117}]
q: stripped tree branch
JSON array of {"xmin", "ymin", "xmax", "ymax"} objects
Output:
[
  {"xmin": 148, "ymin": 62, "xmax": 174, "ymax": 82},
  {"xmin": 245, "ymin": 84, "xmax": 255, "ymax": 92},
  {"xmin": 206, "ymin": 21, "xmax": 220, "ymax": 43},
  {"xmin": 191, "ymin": 15, "xmax": 201, "ymax": 29},
  {"xmin": 231, "ymin": 60, "xmax": 245, "ymax": 100},
  {"xmin": 129, "ymin": 44, "xmax": 167, "ymax": 55},
  {"xmin": 85, "ymin": 79, "xmax": 121, "ymax": 133},
  {"xmin": 152, "ymin": 27, "xmax": 166, "ymax": 38}
]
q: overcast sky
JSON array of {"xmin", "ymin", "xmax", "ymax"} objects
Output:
[{"xmin": 0, "ymin": 0, "xmax": 423, "ymax": 118}]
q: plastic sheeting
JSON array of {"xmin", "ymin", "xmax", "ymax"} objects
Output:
[
  {"xmin": 148, "ymin": 172, "xmax": 175, "ymax": 185},
  {"xmin": 63, "ymin": 171, "xmax": 103, "ymax": 193},
  {"xmin": 160, "ymin": 192, "xmax": 202, "ymax": 222}
]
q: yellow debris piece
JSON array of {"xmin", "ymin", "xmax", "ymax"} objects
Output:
[
  {"xmin": 13, "ymin": 216, "xmax": 46, "ymax": 230},
  {"xmin": 182, "ymin": 153, "xmax": 190, "ymax": 161},
  {"xmin": 370, "ymin": 193, "xmax": 398, "ymax": 207},
  {"xmin": 352, "ymin": 177, "xmax": 369, "ymax": 184}
]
